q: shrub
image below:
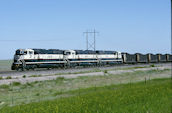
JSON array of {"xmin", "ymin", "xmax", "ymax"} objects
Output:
[
  {"xmin": 0, "ymin": 76, "xmax": 3, "ymax": 80},
  {"xmin": 53, "ymin": 91, "xmax": 63, "ymax": 96},
  {"xmin": 6, "ymin": 76, "xmax": 12, "ymax": 79},
  {"xmin": 150, "ymin": 64, "xmax": 155, "ymax": 67},
  {"xmin": 56, "ymin": 77, "xmax": 65, "ymax": 81},
  {"xmin": 35, "ymin": 93, "xmax": 40, "ymax": 96},
  {"xmin": 12, "ymin": 82, "xmax": 21, "ymax": 86},
  {"xmin": 103, "ymin": 70, "xmax": 108, "ymax": 73},
  {"xmin": 55, "ymin": 77, "xmax": 65, "ymax": 84},
  {"xmin": 22, "ymin": 75, "xmax": 26, "ymax": 78},
  {"xmin": 0, "ymin": 84, "xmax": 9, "ymax": 89},
  {"xmin": 103, "ymin": 70, "xmax": 108, "ymax": 76},
  {"xmin": 34, "ymin": 81, "xmax": 38, "ymax": 84},
  {"xmin": 29, "ymin": 75, "xmax": 42, "ymax": 77},
  {"xmin": 26, "ymin": 82, "xmax": 33, "ymax": 87}
]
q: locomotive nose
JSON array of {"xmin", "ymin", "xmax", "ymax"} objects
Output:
[{"xmin": 14, "ymin": 55, "xmax": 20, "ymax": 60}]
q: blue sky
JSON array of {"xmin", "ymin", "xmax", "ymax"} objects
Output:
[{"xmin": 0, "ymin": 0, "xmax": 170, "ymax": 59}]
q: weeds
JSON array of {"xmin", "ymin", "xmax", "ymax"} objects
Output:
[
  {"xmin": 53, "ymin": 91, "xmax": 63, "ymax": 96},
  {"xmin": 0, "ymin": 77, "xmax": 3, "ymax": 80},
  {"xmin": 55, "ymin": 77, "xmax": 65, "ymax": 83},
  {"xmin": 22, "ymin": 75, "xmax": 26, "ymax": 78},
  {"xmin": 35, "ymin": 93, "xmax": 40, "ymax": 96},
  {"xmin": 26, "ymin": 82, "xmax": 33, "ymax": 87},
  {"xmin": 12, "ymin": 82, "xmax": 21, "ymax": 86},
  {"xmin": 5, "ymin": 76, "xmax": 12, "ymax": 79},
  {"xmin": 103, "ymin": 70, "xmax": 108, "ymax": 73},
  {"xmin": 0, "ymin": 78, "xmax": 171, "ymax": 113},
  {"xmin": 29, "ymin": 75, "xmax": 42, "ymax": 77},
  {"xmin": 0, "ymin": 84, "xmax": 9, "ymax": 89},
  {"xmin": 150, "ymin": 64, "xmax": 155, "ymax": 67},
  {"xmin": 0, "ymin": 68, "xmax": 170, "ymax": 111}
]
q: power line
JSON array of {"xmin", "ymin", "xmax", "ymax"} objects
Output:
[{"xmin": 0, "ymin": 40, "xmax": 58, "ymax": 42}]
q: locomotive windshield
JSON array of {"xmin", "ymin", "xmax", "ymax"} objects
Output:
[{"xmin": 15, "ymin": 50, "xmax": 27, "ymax": 55}]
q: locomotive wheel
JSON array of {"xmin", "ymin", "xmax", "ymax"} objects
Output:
[
  {"xmin": 22, "ymin": 67, "xmax": 25, "ymax": 71},
  {"xmin": 16, "ymin": 68, "xmax": 23, "ymax": 71}
]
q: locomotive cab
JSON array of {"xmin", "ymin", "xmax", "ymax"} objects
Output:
[
  {"xmin": 14, "ymin": 49, "xmax": 34, "ymax": 61},
  {"xmin": 64, "ymin": 50, "xmax": 76, "ymax": 59},
  {"xmin": 11, "ymin": 49, "xmax": 35, "ymax": 70}
]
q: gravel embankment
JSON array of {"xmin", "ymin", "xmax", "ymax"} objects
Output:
[
  {"xmin": 0, "ymin": 63, "xmax": 170, "ymax": 77},
  {"xmin": 0, "ymin": 63, "xmax": 171, "ymax": 85}
]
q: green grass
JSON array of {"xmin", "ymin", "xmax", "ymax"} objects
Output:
[
  {"xmin": 12, "ymin": 82, "xmax": 21, "ymax": 86},
  {"xmin": 29, "ymin": 75, "xmax": 42, "ymax": 77},
  {"xmin": 0, "ymin": 68, "xmax": 170, "ymax": 108},
  {"xmin": 55, "ymin": 77, "xmax": 65, "ymax": 82},
  {"xmin": 0, "ymin": 84, "xmax": 9, "ymax": 89},
  {"xmin": 0, "ymin": 78, "xmax": 171, "ymax": 113},
  {"xmin": 5, "ymin": 76, "xmax": 12, "ymax": 79},
  {"xmin": 0, "ymin": 76, "xmax": 3, "ymax": 80}
]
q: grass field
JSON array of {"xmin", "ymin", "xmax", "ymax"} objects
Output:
[
  {"xmin": 0, "ymin": 60, "xmax": 12, "ymax": 71},
  {"xmin": 0, "ymin": 69, "xmax": 170, "ymax": 107},
  {"xmin": 0, "ymin": 78, "xmax": 171, "ymax": 113}
]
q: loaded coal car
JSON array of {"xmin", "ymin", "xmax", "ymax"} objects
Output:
[
  {"xmin": 157, "ymin": 54, "xmax": 167, "ymax": 62},
  {"xmin": 11, "ymin": 49, "xmax": 123, "ymax": 71},
  {"xmin": 136, "ymin": 53, "xmax": 148, "ymax": 63},
  {"xmin": 168, "ymin": 54, "xmax": 172, "ymax": 62},
  {"xmin": 122, "ymin": 53, "xmax": 137, "ymax": 64},
  {"xmin": 147, "ymin": 54, "xmax": 158, "ymax": 63}
]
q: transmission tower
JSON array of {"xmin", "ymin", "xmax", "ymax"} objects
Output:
[{"xmin": 83, "ymin": 29, "xmax": 99, "ymax": 51}]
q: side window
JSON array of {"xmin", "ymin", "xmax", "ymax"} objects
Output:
[
  {"xmin": 29, "ymin": 51, "xmax": 33, "ymax": 54},
  {"xmin": 24, "ymin": 51, "xmax": 27, "ymax": 55},
  {"xmin": 66, "ymin": 52, "xmax": 70, "ymax": 55}
]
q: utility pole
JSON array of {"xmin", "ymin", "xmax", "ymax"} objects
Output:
[{"xmin": 83, "ymin": 29, "xmax": 99, "ymax": 51}]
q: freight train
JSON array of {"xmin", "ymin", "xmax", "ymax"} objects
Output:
[{"xmin": 11, "ymin": 49, "xmax": 172, "ymax": 71}]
